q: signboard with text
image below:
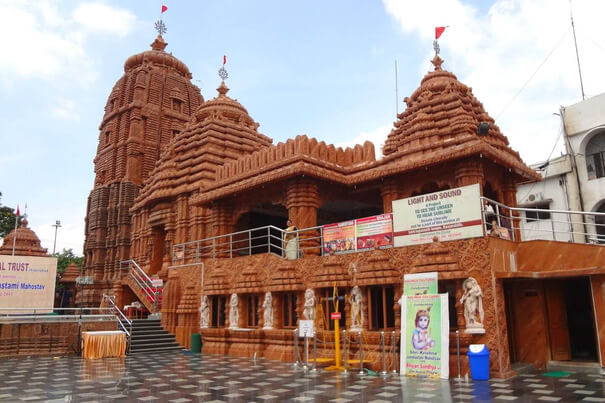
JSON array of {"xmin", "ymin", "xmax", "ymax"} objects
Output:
[
  {"xmin": 322, "ymin": 220, "xmax": 356, "ymax": 255},
  {"xmin": 400, "ymin": 293, "xmax": 449, "ymax": 379},
  {"xmin": 0, "ymin": 255, "xmax": 58, "ymax": 314},
  {"xmin": 404, "ymin": 272, "xmax": 438, "ymax": 296},
  {"xmin": 355, "ymin": 214, "xmax": 393, "ymax": 251},
  {"xmin": 393, "ymin": 184, "xmax": 483, "ymax": 247}
]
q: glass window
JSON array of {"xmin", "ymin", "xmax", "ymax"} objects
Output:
[{"xmin": 525, "ymin": 203, "xmax": 551, "ymax": 222}]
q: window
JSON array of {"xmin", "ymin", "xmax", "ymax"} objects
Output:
[
  {"xmin": 525, "ymin": 203, "xmax": 551, "ymax": 222},
  {"xmin": 368, "ymin": 286, "xmax": 395, "ymax": 330},
  {"xmin": 172, "ymin": 129, "xmax": 180, "ymax": 139},
  {"xmin": 247, "ymin": 295, "xmax": 259, "ymax": 327},
  {"xmin": 282, "ymin": 293, "xmax": 297, "ymax": 328},
  {"xmin": 439, "ymin": 281, "xmax": 458, "ymax": 330},
  {"xmin": 172, "ymin": 98, "xmax": 183, "ymax": 112},
  {"xmin": 586, "ymin": 134, "xmax": 605, "ymax": 180},
  {"xmin": 211, "ymin": 295, "xmax": 226, "ymax": 327}
]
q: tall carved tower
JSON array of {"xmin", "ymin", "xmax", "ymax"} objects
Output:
[{"xmin": 80, "ymin": 35, "xmax": 203, "ymax": 305}]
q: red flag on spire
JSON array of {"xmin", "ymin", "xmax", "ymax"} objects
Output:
[
  {"xmin": 161, "ymin": 5, "xmax": 168, "ymax": 13},
  {"xmin": 223, "ymin": 55, "xmax": 226, "ymax": 65},
  {"xmin": 15, "ymin": 205, "xmax": 20, "ymax": 217},
  {"xmin": 435, "ymin": 26, "xmax": 446, "ymax": 39}
]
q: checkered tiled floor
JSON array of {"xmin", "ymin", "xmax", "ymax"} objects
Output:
[{"xmin": 1, "ymin": 352, "xmax": 605, "ymax": 402}]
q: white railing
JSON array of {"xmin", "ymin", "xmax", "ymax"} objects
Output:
[
  {"xmin": 481, "ymin": 197, "xmax": 605, "ymax": 244},
  {"xmin": 102, "ymin": 294, "xmax": 132, "ymax": 353},
  {"xmin": 171, "ymin": 200, "xmax": 605, "ymax": 265},
  {"xmin": 0, "ymin": 307, "xmax": 116, "ymax": 324},
  {"xmin": 171, "ymin": 225, "xmax": 323, "ymax": 265},
  {"xmin": 120, "ymin": 259, "xmax": 161, "ymax": 311}
]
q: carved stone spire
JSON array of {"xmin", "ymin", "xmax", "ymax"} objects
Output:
[{"xmin": 150, "ymin": 35, "xmax": 167, "ymax": 51}]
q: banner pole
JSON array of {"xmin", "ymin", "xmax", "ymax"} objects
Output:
[
  {"xmin": 303, "ymin": 334, "xmax": 309, "ymax": 371},
  {"xmin": 342, "ymin": 329, "xmax": 348, "ymax": 377},
  {"xmin": 311, "ymin": 331, "xmax": 318, "ymax": 372},
  {"xmin": 292, "ymin": 329, "xmax": 299, "ymax": 369}
]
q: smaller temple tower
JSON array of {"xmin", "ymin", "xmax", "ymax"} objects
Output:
[{"xmin": 0, "ymin": 219, "xmax": 49, "ymax": 256}]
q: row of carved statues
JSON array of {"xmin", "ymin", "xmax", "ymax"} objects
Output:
[{"xmin": 199, "ymin": 278, "xmax": 484, "ymax": 333}]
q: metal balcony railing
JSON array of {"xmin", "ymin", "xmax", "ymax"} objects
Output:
[
  {"xmin": 171, "ymin": 199, "xmax": 605, "ymax": 265},
  {"xmin": 120, "ymin": 259, "xmax": 161, "ymax": 311}
]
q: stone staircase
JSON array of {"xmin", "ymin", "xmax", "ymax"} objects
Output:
[
  {"xmin": 124, "ymin": 319, "xmax": 183, "ymax": 354},
  {"xmin": 124, "ymin": 275, "xmax": 158, "ymax": 314}
]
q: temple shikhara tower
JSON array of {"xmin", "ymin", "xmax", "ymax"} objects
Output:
[
  {"xmin": 79, "ymin": 30, "xmax": 605, "ymax": 378},
  {"xmin": 80, "ymin": 35, "xmax": 203, "ymax": 305}
]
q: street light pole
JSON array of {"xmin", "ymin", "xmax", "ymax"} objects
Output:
[{"xmin": 52, "ymin": 220, "xmax": 61, "ymax": 254}]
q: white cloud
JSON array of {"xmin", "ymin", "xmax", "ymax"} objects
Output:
[
  {"xmin": 382, "ymin": 0, "xmax": 605, "ymax": 165},
  {"xmin": 73, "ymin": 3, "xmax": 136, "ymax": 37},
  {"xmin": 50, "ymin": 98, "xmax": 80, "ymax": 121},
  {"xmin": 336, "ymin": 124, "xmax": 392, "ymax": 160},
  {"xmin": 0, "ymin": 1, "xmax": 136, "ymax": 86}
]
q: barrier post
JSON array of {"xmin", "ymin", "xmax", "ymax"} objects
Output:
[
  {"xmin": 303, "ymin": 334, "xmax": 309, "ymax": 371},
  {"xmin": 292, "ymin": 329, "xmax": 300, "ymax": 369},
  {"xmin": 380, "ymin": 331, "xmax": 388, "ymax": 377},
  {"xmin": 391, "ymin": 330, "xmax": 397, "ymax": 374},
  {"xmin": 358, "ymin": 331, "xmax": 365, "ymax": 376},
  {"xmin": 342, "ymin": 329, "xmax": 348, "ymax": 377},
  {"xmin": 311, "ymin": 331, "xmax": 318, "ymax": 373},
  {"xmin": 456, "ymin": 329, "xmax": 462, "ymax": 381}
]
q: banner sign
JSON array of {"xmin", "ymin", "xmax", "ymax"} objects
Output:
[
  {"xmin": 400, "ymin": 293, "xmax": 449, "ymax": 379},
  {"xmin": 404, "ymin": 272, "xmax": 438, "ymax": 296},
  {"xmin": 393, "ymin": 183, "xmax": 483, "ymax": 247},
  {"xmin": 355, "ymin": 214, "xmax": 393, "ymax": 251},
  {"xmin": 322, "ymin": 220, "xmax": 356, "ymax": 255},
  {"xmin": 299, "ymin": 320, "xmax": 314, "ymax": 337},
  {"xmin": 0, "ymin": 255, "xmax": 58, "ymax": 314}
]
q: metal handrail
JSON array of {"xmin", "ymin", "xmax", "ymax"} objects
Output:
[
  {"xmin": 102, "ymin": 294, "xmax": 131, "ymax": 335},
  {"xmin": 173, "ymin": 199, "xmax": 605, "ymax": 264},
  {"xmin": 120, "ymin": 259, "xmax": 161, "ymax": 310}
]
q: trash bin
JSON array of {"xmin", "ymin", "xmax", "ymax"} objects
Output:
[
  {"xmin": 467, "ymin": 344, "xmax": 489, "ymax": 380},
  {"xmin": 190, "ymin": 333, "xmax": 202, "ymax": 354}
]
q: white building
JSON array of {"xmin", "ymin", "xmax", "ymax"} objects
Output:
[{"xmin": 516, "ymin": 93, "xmax": 605, "ymax": 243}]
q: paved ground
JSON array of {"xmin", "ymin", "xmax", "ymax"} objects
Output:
[{"xmin": 1, "ymin": 351, "xmax": 605, "ymax": 402}]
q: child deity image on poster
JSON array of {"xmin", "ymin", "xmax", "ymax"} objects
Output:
[{"xmin": 412, "ymin": 308, "xmax": 435, "ymax": 350}]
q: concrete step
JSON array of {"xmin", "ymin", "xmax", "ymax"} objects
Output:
[
  {"xmin": 546, "ymin": 360, "xmax": 602, "ymax": 374},
  {"xmin": 128, "ymin": 346, "xmax": 183, "ymax": 354}
]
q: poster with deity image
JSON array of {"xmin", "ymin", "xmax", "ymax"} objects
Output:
[{"xmin": 400, "ymin": 293, "xmax": 449, "ymax": 379}]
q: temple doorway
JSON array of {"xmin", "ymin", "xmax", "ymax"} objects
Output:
[
  {"xmin": 505, "ymin": 277, "xmax": 598, "ymax": 368},
  {"xmin": 150, "ymin": 226, "xmax": 166, "ymax": 275},
  {"xmin": 318, "ymin": 199, "xmax": 382, "ymax": 226},
  {"xmin": 234, "ymin": 203, "xmax": 288, "ymax": 256}
]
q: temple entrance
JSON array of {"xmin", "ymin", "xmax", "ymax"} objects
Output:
[
  {"xmin": 150, "ymin": 226, "xmax": 166, "ymax": 275},
  {"xmin": 505, "ymin": 277, "xmax": 598, "ymax": 368},
  {"xmin": 234, "ymin": 203, "xmax": 288, "ymax": 256}
]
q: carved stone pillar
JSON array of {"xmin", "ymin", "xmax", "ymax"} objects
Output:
[
  {"xmin": 454, "ymin": 159, "xmax": 484, "ymax": 188},
  {"xmin": 501, "ymin": 182, "xmax": 520, "ymax": 241},
  {"xmin": 286, "ymin": 179, "xmax": 321, "ymax": 255},
  {"xmin": 381, "ymin": 178, "xmax": 399, "ymax": 214}
]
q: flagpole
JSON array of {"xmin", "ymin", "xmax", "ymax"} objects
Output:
[{"xmin": 11, "ymin": 206, "xmax": 18, "ymax": 256}]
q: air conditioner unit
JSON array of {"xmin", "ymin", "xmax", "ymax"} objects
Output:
[{"xmin": 527, "ymin": 192, "xmax": 544, "ymax": 203}]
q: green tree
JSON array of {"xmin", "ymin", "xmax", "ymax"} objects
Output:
[
  {"xmin": 53, "ymin": 248, "xmax": 84, "ymax": 274},
  {"xmin": 0, "ymin": 191, "xmax": 22, "ymax": 238}
]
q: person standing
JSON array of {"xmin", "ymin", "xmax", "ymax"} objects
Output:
[{"xmin": 284, "ymin": 219, "xmax": 298, "ymax": 260}]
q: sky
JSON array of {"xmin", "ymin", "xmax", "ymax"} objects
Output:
[{"xmin": 1, "ymin": 0, "xmax": 604, "ymax": 255}]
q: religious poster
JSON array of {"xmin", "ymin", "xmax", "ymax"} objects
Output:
[
  {"xmin": 400, "ymin": 293, "xmax": 449, "ymax": 379},
  {"xmin": 404, "ymin": 272, "xmax": 438, "ymax": 296},
  {"xmin": 0, "ymin": 255, "xmax": 58, "ymax": 314},
  {"xmin": 392, "ymin": 183, "xmax": 483, "ymax": 247},
  {"xmin": 355, "ymin": 214, "xmax": 393, "ymax": 252},
  {"xmin": 322, "ymin": 220, "xmax": 356, "ymax": 255}
]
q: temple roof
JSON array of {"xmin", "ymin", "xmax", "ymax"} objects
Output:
[
  {"xmin": 124, "ymin": 35, "xmax": 192, "ymax": 78},
  {"xmin": 0, "ymin": 219, "xmax": 48, "ymax": 257},
  {"xmin": 132, "ymin": 81, "xmax": 273, "ymax": 210},
  {"xmin": 382, "ymin": 55, "xmax": 538, "ymax": 180},
  {"xmin": 60, "ymin": 263, "xmax": 80, "ymax": 283}
]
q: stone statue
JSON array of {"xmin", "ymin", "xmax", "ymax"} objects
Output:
[
  {"xmin": 460, "ymin": 277, "xmax": 485, "ymax": 334},
  {"xmin": 303, "ymin": 288, "xmax": 315, "ymax": 321},
  {"xmin": 228, "ymin": 293, "xmax": 239, "ymax": 329},
  {"xmin": 200, "ymin": 295, "xmax": 209, "ymax": 329},
  {"xmin": 348, "ymin": 286, "xmax": 363, "ymax": 330},
  {"xmin": 262, "ymin": 291, "xmax": 273, "ymax": 329}
]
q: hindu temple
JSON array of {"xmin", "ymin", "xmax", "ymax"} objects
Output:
[
  {"xmin": 0, "ymin": 219, "xmax": 48, "ymax": 257},
  {"xmin": 79, "ymin": 33, "xmax": 605, "ymax": 378}
]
